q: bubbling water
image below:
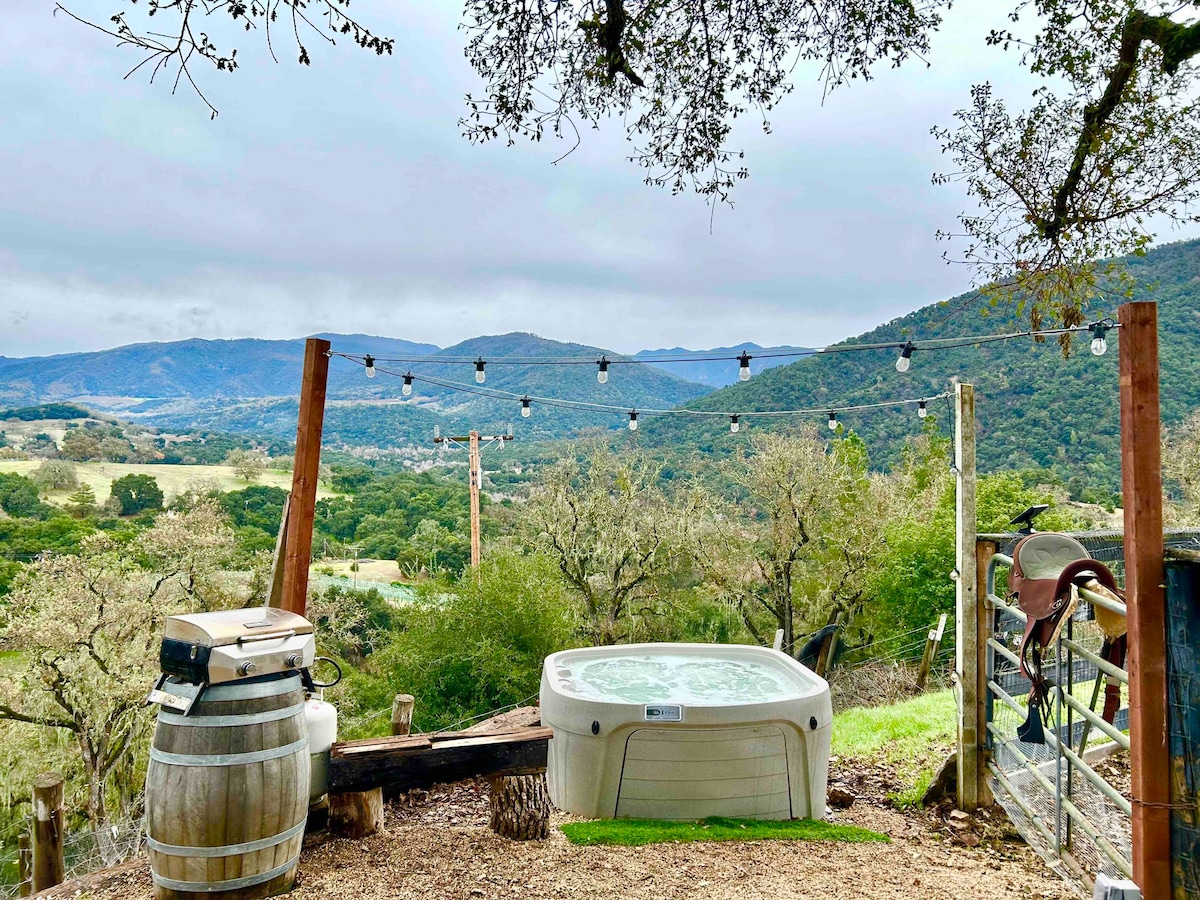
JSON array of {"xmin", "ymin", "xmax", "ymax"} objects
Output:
[{"xmin": 555, "ymin": 654, "xmax": 802, "ymax": 705}]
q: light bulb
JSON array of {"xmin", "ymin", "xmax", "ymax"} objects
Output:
[
  {"xmin": 827, "ymin": 411, "xmax": 837, "ymax": 431},
  {"xmin": 1090, "ymin": 320, "xmax": 1111, "ymax": 356},
  {"xmin": 895, "ymin": 341, "xmax": 914, "ymax": 373},
  {"xmin": 737, "ymin": 351, "xmax": 752, "ymax": 382},
  {"xmin": 730, "ymin": 415, "xmax": 740, "ymax": 434},
  {"xmin": 521, "ymin": 397, "xmax": 531, "ymax": 418},
  {"xmin": 402, "ymin": 373, "xmax": 413, "ymax": 396},
  {"xmin": 918, "ymin": 401, "xmax": 928, "ymax": 419},
  {"xmin": 628, "ymin": 411, "xmax": 639, "ymax": 431},
  {"xmin": 474, "ymin": 357, "xmax": 487, "ymax": 384},
  {"xmin": 597, "ymin": 357, "xmax": 609, "ymax": 384},
  {"xmin": 364, "ymin": 355, "xmax": 376, "ymax": 378}
]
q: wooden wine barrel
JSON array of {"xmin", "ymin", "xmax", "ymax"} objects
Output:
[{"xmin": 145, "ymin": 672, "xmax": 310, "ymax": 900}]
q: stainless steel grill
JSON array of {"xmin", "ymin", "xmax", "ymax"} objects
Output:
[{"xmin": 149, "ymin": 608, "xmax": 317, "ymax": 714}]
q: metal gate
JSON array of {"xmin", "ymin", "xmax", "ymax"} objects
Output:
[{"xmin": 981, "ymin": 530, "xmax": 1200, "ymax": 891}]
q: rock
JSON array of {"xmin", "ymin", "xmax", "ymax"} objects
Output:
[
  {"xmin": 921, "ymin": 752, "xmax": 958, "ymax": 806},
  {"xmin": 827, "ymin": 787, "xmax": 857, "ymax": 808}
]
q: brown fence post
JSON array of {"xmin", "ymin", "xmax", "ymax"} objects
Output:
[
  {"xmin": 1119, "ymin": 301, "xmax": 1169, "ymax": 899},
  {"xmin": 31, "ymin": 773, "xmax": 64, "ymax": 893},
  {"xmin": 282, "ymin": 337, "xmax": 331, "ymax": 617},
  {"xmin": 391, "ymin": 694, "xmax": 415, "ymax": 737},
  {"xmin": 917, "ymin": 614, "xmax": 948, "ymax": 691}
]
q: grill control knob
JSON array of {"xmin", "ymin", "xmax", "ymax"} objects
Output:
[
  {"xmin": 238, "ymin": 662, "xmax": 257, "ymax": 677},
  {"xmin": 285, "ymin": 654, "xmax": 303, "ymax": 669}
]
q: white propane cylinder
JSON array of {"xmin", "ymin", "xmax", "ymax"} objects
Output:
[{"xmin": 305, "ymin": 696, "xmax": 338, "ymax": 802}]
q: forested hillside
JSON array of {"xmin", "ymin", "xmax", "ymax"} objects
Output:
[{"xmin": 641, "ymin": 239, "xmax": 1200, "ymax": 492}]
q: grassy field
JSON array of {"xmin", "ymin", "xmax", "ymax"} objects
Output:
[
  {"xmin": 560, "ymin": 816, "xmax": 888, "ymax": 847},
  {"xmin": 0, "ymin": 460, "xmax": 335, "ymax": 505},
  {"xmin": 831, "ymin": 689, "xmax": 957, "ymax": 808}
]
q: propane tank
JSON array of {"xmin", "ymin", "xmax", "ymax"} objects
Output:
[{"xmin": 305, "ymin": 694, "xmax": 338, "ymax": 802}]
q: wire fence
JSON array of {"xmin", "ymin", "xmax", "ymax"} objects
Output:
[
  {"xmin": 985, "ymin": 529, "xmax": 1200, "ymax": 894},
  {"xmin": 0, "ymin": 815, "xmax": 144, "ymax": 900}
]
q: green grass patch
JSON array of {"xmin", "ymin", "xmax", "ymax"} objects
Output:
[
  {"xmin": 832, "ymin": 688, "xmax": 956, "ymax": 807},
  {"xmin": 559, "ymin": 816, "xmax": 889, "ymax": 847}
]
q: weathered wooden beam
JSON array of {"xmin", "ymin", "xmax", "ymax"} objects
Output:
[
  {"xmin": 328, "ymin": 727, "xmax": 552, "ymax": 794},
  {"xmin": 955, "ymin": 382, "xmax": 982, "ymax": 812},
  {"xmin": 1119, "ymin": 301, "xmax": 1170, "ymax": 900},
  {"xmin": 282, "ymin": 337, "xmax": 330, "ymax": 617}
]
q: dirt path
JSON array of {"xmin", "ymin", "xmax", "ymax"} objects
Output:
[{"xmin": 38, "ymin": 779, "xmax": 1075, "ymax": 900}]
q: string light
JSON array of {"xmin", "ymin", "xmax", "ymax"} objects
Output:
[
  {"xmin": 827, "ymin": 410, "xmax": 837, "ymax": 431},
  {"xmin": 737, "ymin": 351, "xmax": 752, "ymax": 382},
  {"xmin": 895, "ymin": 341, "xmax": 914, "ymax": 373},
  {"xmin": 597, "ymin": 356, "xmax": 610, "ymax": 384},
  {"xmin": 918, "ymin": 400, "xmax": 928, "ymax": 419},
  {"xmin": 521, "ymin": 396, "xmax": 531, "ymax": 418},
  {"xmin": 364, "ymin": 355, "xmax": 376, "ymax": 378},
  {"xmin": 629, "ymin": 410, "xmax": 639, "ymax": 431},
  {"xmin": 402, "ymin": 373, "xmax": 414, "ymax": 396},
  {"xmin": 1090, "ymin": 319, "xmax": 1113, "ymax": 356},
  {"xmin": 474, "ymin": 357, "xmax": 487, "ymax": 384},
  {"xmin": 730, "ymin": 415, "xmax": 740, "ymax": 434}
]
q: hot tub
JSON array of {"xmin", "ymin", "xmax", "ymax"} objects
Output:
[{"xmin": 541, "ymin": 642, "xmax": 832, "ymax": 821}]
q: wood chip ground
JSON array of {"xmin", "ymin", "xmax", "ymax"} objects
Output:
[{"xmin": 34, "ymin": 774, "xmax": 1078, "ymax": 900}]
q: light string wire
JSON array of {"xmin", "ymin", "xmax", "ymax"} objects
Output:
[
  {"xmin": 329, "ymin": 321, "xmax": 1119, "ymax": 368},
  {"xmin": 344, "ymin": 358, "xmax": 950, "ymax": 419}
]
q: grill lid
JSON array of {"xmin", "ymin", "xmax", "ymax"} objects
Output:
[{"xmin": 163, "ymin": 608, "xmax": 314, "ymax": 648}]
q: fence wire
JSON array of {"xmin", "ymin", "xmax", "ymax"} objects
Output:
[{"xmin": 0, "ymin": 816, "xmax": 144, "ymax": 900}]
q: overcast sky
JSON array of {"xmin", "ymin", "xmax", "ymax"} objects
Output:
[{"xmin": 1, "ymin": 2, "xmax": 1193, "ymax": 358}]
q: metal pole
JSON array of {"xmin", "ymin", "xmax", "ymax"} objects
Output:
[{"xmin": 1118, "ymin": 301, "xmax": 1170, "ymax": 899}]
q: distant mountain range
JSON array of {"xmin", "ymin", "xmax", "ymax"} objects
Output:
[
  {"xmin": 5, "ymin": 238, "xmax": 1200, "ymax": 483},
  {"xmin": 634, "ymin": 343, "xmax": 811, "ymax": 386},
  {"xmin": 638, "ymin": 239, "xmax": 1200, "ymax": 490},
  {"xmin": 3, "ymin": 332, "xmax": 803, "ymax": 444}
]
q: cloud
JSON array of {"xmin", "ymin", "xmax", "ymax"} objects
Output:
[{"xmin": 1, "ymin": 2, "xmax": 1193, "ymax": 357}]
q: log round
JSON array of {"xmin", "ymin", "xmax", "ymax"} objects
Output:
[
  {"xmin": 145, "ymin": 673, "xmax": 310, "ymax": 900},
  {"xmin": 487, "ymin": 774, "xmax": 550, "ymax": 841}
]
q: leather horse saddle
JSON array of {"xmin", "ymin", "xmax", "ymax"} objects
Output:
[{"xmin": 1007, "ymin": 533, "xmax": 1127, "ymax": 744}]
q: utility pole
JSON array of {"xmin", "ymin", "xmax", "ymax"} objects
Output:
[{"xmin": 434, "ymin": 426, "xmax": 514, "ymax": 568}]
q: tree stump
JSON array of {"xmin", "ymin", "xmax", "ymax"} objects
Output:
[
  {"xmin": 487, "ymin": 773, "xmax": 550, "ymax": 841},
  {"xmin": 329, "ymin": 787, "xmax": 384, "ymax": 838}
]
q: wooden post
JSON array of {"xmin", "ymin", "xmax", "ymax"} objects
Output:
[
  {"xmin": 974, "ymin": 537, "xmax": 996, "ymax": 809},
  {"xmin": 267, "ymin": 492, "xmax": 290, "ymax": 609},
  {"xmin": 281, "ymin": 338, "xmax": 330, "ymax": 617},
  {"xmin": 917, "ymin": 613, "xmax": 948, "ymax": 690},
  {"xmin": 391, "ymin": 694, "xmax": 415, "ymax": 737},
  {"xmin": 1119, "ymin": 301, "xmax": 1169, "ymax": 899},
  {"xmin": 955, "ymin": 382, "xmax": 983, "ymax": 812},
  {"xmin": 31, "ymin": 773, "xmax": 64, "ymax": 893},
  {"xmin": 17, "ymin": 832, "xmax": 30, "ymax": 898},
  {"xmin": 468, "ymin": 430, "xmax": 481, "ymax": 569}
]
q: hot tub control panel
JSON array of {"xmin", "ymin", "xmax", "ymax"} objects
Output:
[{"xmin": 643, "ymin": 704, "xmax": 682, "ymax": 722}]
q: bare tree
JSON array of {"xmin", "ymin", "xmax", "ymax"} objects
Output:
[
  {"xmin": 527, "ymin": 444, "xmax": 682, "ymax": 644},
  {"xmin": 935, "ymin": 2, "xmax": 1200, "ymax": 336},
  {"xmin": 688, "ymin": 428, "xmax": 886, "ymax": 657},
  {"xmin": 0, "ymin": 503, "xmax": 246, "ymax": 857}
]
